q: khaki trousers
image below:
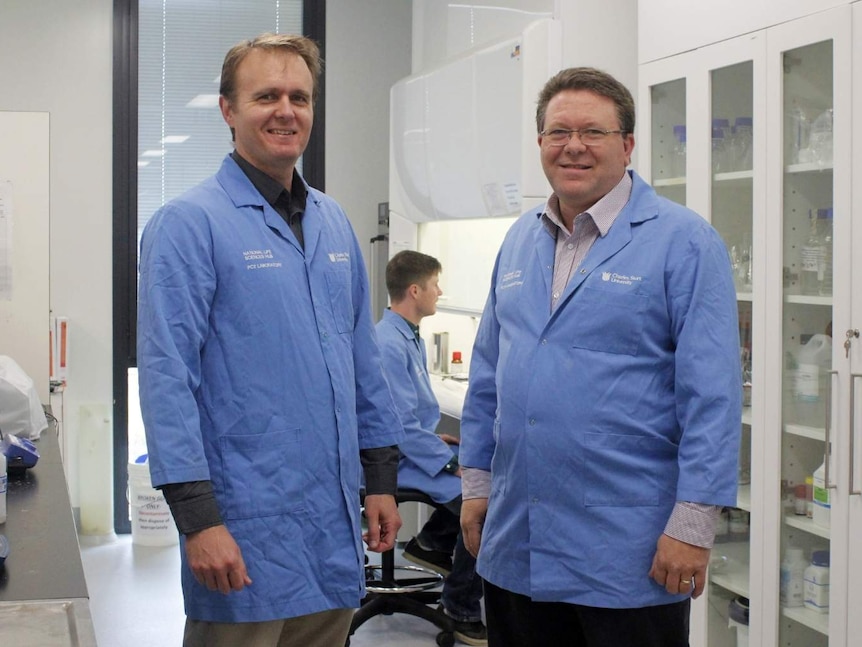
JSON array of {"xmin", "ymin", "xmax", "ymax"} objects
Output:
[{"xmin": 183, "ymin": 608, "xmax": 354, "ymax": 647}]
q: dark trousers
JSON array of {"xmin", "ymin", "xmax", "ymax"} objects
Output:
[
  {"xmin": 417, "ymin": 496, "xmax": 484, "ymax": 622},
  {"xmin": 483, "ymin": 579, "xmax": 690, "ymax": 647}
]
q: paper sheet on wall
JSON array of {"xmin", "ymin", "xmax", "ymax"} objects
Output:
[{"xmin": 0, "ymin": 180, "xmax": 13, "ymax": 300}]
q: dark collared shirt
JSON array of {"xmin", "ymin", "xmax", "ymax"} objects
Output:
[{"xmin": 230, "ymin": 151, "xmax": 307, "ymax": 248}]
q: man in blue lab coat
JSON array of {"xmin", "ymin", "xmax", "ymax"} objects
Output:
[
  {"xmin": 375, "ymin": 250, "xmax": 487, "ymax": 646},
  {"xmin": 137, "ymin": 34, "xmax": 404, "ymax": 647},
  {"xmin": 459, "ymin": 67, "xmax": 742, "ymax": 647}
]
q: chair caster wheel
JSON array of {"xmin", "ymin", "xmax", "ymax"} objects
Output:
[{"xmin": 436, "ymin": 631, "xmax": 455, "ymax": 647}]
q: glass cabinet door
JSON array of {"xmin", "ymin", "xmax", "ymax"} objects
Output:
[
  {"xmin": 649, "ymin": 78, "xmax": 687, "ymax": 205},
  {"xmin": 778, "ymin": 36, "xmax": 835, "ymax": 647},
  {"xmin": 706, "ymin": 59, "xmax": 755, "ymax": 647}
]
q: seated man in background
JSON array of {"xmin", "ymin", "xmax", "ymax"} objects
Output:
[{"xmin": 376, "ymin": 250, "xmax": 487, "ymax": 646}]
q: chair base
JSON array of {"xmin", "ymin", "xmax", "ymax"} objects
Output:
[{"xmin": 347, "ymin": 592, "xmax": 455, "ymax": 647}]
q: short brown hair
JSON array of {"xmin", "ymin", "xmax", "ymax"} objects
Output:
[
  {"xmin": 386, "ymin": 251, "xmax": 442, "ymax": 303},
  {"xmin": 535, "ymin": 67, "xmax": 635, "ymax": 135},
  {"xmin": 219, "ymin": 33, "xmax": 323, "ymax": 104}
]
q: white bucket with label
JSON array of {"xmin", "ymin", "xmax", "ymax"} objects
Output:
[{"xmin": 127, "ymin": 454, "xmax": 178, "ymax": 546}]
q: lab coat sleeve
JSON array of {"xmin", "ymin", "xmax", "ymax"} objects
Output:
[
  {"xmin": 348, "ymin": 234, "xmax": 405, "ymax": 450},
  {"xmin": 459, "ymin": 255, "xmax": 503, "ymax": 471},
  {"xmin": 377, "ymin": 331, "xmax": 453, "ymax": 477},
  {"xmin": 668, "ymin": 221, "xmax": 742, "ymax": 506},
  {"xmin": 137, "ymin": 203, "xmax": 215, "ymax": 487}
]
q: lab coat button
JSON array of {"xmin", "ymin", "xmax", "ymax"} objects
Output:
[
  {"xmin": 531, "ymin": 497, "xmax": 539, "ymax": 504},
  {"xmin": 529, "ymin": 418, "xmax": 536, "ymax": 426},
  {"xmin": 541, "ymin": 339, "xmax": 547, "ymax": 345}
]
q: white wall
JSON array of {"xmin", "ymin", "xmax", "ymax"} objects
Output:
[
  {"xmin": 325, "ymin": 0, "xmax": 413, "ymax": 278},
  {"xmin": 0, "ymin": 0, "xmax": 114, "ymax": 533}
]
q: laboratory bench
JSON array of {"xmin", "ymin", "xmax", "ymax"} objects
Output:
[{"xmin": 0, "ymin": 423, "xmax": 98, "ymax": 645}]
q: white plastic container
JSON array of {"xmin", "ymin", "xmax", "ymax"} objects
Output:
[
  {"xmin": 128, "ymin": 454, "xmax": 178, "ymax": 546},
  {"xmin": 794, "ymin": 334, "xmax": 832, "ymax": 428},
  {"xmin": 812, "ymin": 458, "xmax": 831, "ymax": 529},
  {"xmin": 804, "ymin": 550, "xmax": 830, "ymax": 613},
  {"xmin": 780, "ymin": 547, "xmax": 806, "ymax": 607}
]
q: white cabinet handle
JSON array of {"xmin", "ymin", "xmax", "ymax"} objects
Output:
[
  {"xmin": 825, "ymin": 370, "xmax": 838, "ymax": 490},
  {"xmin": 851, "ymin": 373, "xmax": 862, "ymax": 496}
]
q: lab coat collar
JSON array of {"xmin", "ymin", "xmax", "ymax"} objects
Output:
[
  {"xmin": 216, "ymin": 155, "xmax": 321, "ymax": 258},
  {"xmin": 540, "ymin": 170, "xmax": 659, "ymax": 318}
]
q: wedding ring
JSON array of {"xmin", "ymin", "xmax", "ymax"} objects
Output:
[{"xmin": 680, "ymin": 579, "xmax": 691, "ymax": 584}]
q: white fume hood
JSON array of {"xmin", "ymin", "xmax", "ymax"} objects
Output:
[{"xmin": 389, "ymin": 19, "xmax": 562, "ymax": 223}]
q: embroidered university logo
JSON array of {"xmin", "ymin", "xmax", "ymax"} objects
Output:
[
  {"xmin": 602, "ymin": 272, "xmax": 611, "ymax": 281},
  {"xmin": 328, "ymin": 252, "xmax": 350, "ymax": 263}
]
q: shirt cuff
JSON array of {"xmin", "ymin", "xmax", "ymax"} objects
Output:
[
  {"xmin": 159, "ymin": 480, "xmax": 223, "ymax": 535},
  {"xmin": 461, "ymin": 467, "xmax": 492, "ymax": 499},
  {"xmin": 663, "ymin": 501, "xmax": 722, "ymax": 548},
  {"xmin": 360, "ymin": 445, "xmax": 399, "ymax": 495}
]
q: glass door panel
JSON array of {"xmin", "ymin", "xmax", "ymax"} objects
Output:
[
  {"xmin": 780, "ymin": 38, "xmax": 833, "ymax": 647},
  {"xmin": 650, "ymin": 78, "xmax": 686, "ymax": 205},
  {"xmin": 707, "ymin": 60, "xmax": 754, "ymax": 647}
]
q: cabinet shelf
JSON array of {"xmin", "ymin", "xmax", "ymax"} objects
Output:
[
  {"xmin": 782, "ymin": 605, "xmax": 829, "ymax": 636},
  {"xmin": 711, "ymin": 568, "xmax": 750, "ymax": 598},
  {"xmin": 710, "ymin": 541, "xmax": 750, "ymax": 598},
  {"xmin": 784, "ymin": 513, "xmax": 830, "ymax": 539},
  {"xmin": 785, "ymin": 161, "xmax": 834, "ymax": 174},
  {"xmin": 736, "ymin": 291, "xmax": 753, "ymax": 302},
  {"xmin": 784, "ymin": 294, "xmax": 833, "ymax": 306},
  {"xmin": 714, "ymin": 170, "xmax": 754, "ymax": 183},
  {"xmin": 784, "ymin": 423, "xmax": 825, "ymax": 441},
  {"xmin": 653, "ymin": 176, "xmax": 686, "ymax": 187},
  {"xmin": 742, "ymin": 407, "xmax": 752, "ymax": 426}
]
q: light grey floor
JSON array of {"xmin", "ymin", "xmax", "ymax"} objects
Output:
[{"xmin": 80, "ymin": 534, "xmax": 452, "ymax": 647}]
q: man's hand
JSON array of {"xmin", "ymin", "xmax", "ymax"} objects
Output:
[
  {"xmin": 438, "ymin": 434, "xmax": 460, "ymax": 446},
  {"xmin": 648, "ymin": 533, "xmax": 710, "ymax": 599},
  {"xmin": 363, "ymin": 494, "xmax": 402, "ymax": 553},
  {"xmin": 185, "ymin": 525, "xmax": 253, "ymax": 594},
  {"xmin": 460, "ymin": 498, "xmax": 488, "ymax": 559}
]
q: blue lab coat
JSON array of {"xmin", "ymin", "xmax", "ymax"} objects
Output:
[
  {"xmin": 375, "ymin": 310, "xmax": 461, "ymax": 504},
  {"xmin": 137, "ymin": 155, "xmax": 404, "ymax": 622},
  {"xmin": 460, "ymin": 171, "xmax": 742, "ymax": 608}
]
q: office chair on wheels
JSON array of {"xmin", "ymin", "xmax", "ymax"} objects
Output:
[{"xmin": 346, "ymin": 488, "xmax": 456, "ymax": 647}]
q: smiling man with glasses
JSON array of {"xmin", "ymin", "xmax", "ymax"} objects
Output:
[{"xmin": 458, "ymin": 67, "xmax": 742, "ymax": 647}]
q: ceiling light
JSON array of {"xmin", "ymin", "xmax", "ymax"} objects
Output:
[
  {"xmin": 161, "ymin": 135, "xmax": 189, "ymax": 144},
  {"xmin": 138, "ymin": 161, "xmax": 151, "ymax": 167},
  {"xmin": 142, "ymin": 149, "xmax": 166, "ymax": 157}
]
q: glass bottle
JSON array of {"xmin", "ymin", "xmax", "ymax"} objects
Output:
[
  {"xmin": 808, "ymin": 107, "xmax": 833, "ymax": 167},
  {"xmin": 672, "ymin": 125, "xmax": 686, "ymax": 178},
  {"xmin": 799, "ymin": 210, "xmax": 825, "ymax": 296},
  {"xmin": 817, "ymin": 207, "xmax": 833, "ymax": 295},
  {"xmin": 711, "ymin": 127, "xmax": 726, "ymax": 173},
  {"xmin": 788, "ymin": 102, "xmax": 810, "ymax": 164},
  {"xmin": 733, "ymin": 117, "xmax": 753, "ymax": 171}
]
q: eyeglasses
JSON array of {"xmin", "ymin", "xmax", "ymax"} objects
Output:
[{"xmin": 540, "ymin": 128, "xmax": 626, "ymax": 147}]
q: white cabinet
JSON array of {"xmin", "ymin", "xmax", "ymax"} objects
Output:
[{"xmin": 639, "ymin": 5, "xmax": 860, "ymax": 646}]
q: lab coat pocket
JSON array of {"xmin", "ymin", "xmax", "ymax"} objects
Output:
[
  {"xmin": 220, "ymin": 427, "xmax": 305, "ymax": 520},
  {"xmin": 583, "ymin": 432, "xmax": 669, "ymax": 507},
  {"xmin": 570, "ymin": 288, "xmax": 647, "ymax": 356},
  {"xmin": 325, "ymin": 270, "xmax": 355, "ymax": 333}
]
